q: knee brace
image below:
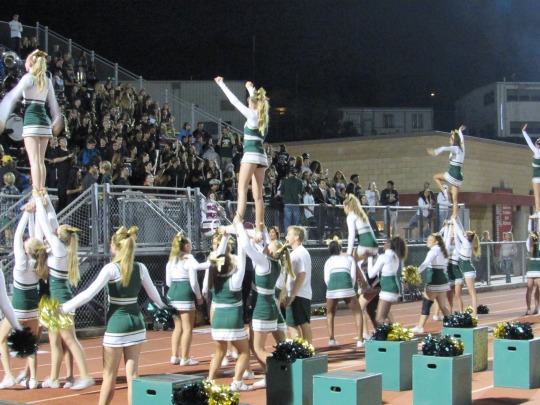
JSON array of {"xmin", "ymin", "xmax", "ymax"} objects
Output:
[{"xmin": 421, "ymin": 298, "xmax": 434, "ymax": 315}]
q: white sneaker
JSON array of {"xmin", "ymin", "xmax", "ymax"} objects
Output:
[
  {"xmin": 42, "ymin": 377, "xmax": 61, "ymax": 388},
  {"xmin": 70, "ymin": 377, "xmax": 95, "ymax": 391},
  {"xmin": 28, "ymin": 378, "xmax": 38, "ymax": 390},
  {"xmin": 63, "ymin": 377, "xmax": 75, "ymax": 388},
  {"xmin": 230, "ymin": 350, "xmax": 239, "ymax": 360},
  {"xmin": 243, "ymin": 370, "xmax": 255, "ymax": 380},
  {"xmin": 170, "ymin": 356, "xmax": 180, "ymax": 365},
  {"xmin": 180, "ymin": 357, "xmax": 199, "ymax": 366},
  {"xmin": 14, "ymin": 371, "xmax": 27, "ymax": 384},
  {"xmin": 526, "ymin": 309, "xmax": 532, "ymax": 316},
  {"xmin": 433, "ymin": 315, "xmax": 442, "ymax": 321},
  {"xmin": 411, "ymin": 326, "xmax": 424, "ymax": 334},
  {"xmin": 357, "ymin": 340, "xmax": 365, "ymax": 348},
  {"xmin": 252, "ymin": 377, "xmax": 266, "ymax": 388},
  {"xmin": 221, "ymin": 356, "xmax": 230, "ymax": 366},
  {"xmin": 363, "ymin": 333, "xmax": 371, "ymax": 340},
  {"xmin": 0, "ymin": 376, "xmax": 15, "ymax": 389},
  {"xmin": 230, "ymin": 380, "xmax": 253, "ymax": 392},
  {"xmin": 328, "ymin": 339, "xmax": 339, "ymax": 347}
]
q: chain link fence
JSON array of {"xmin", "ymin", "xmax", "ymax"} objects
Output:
[{"xmin": 0, "ymin": 186, "xmax": 530, "ymax": 329}]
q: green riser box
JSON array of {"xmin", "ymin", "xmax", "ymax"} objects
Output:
[
  {"xmin": 493, "ymin": 338, "xmax": 540, "ymax": 389},
  {"xmin": 132, "ymin": 373, "xmax": 203, "ymax": 405},
  {"xmin": 313, "ymin": 371, "xmax": 382, "ymax": 405},
  {"xmin": 266, "ymin": 354, "xmax": 328, "ymax": 405},
  {"xmin": 441, "ymin": 326, "xmax": 488, "ymax": 372},
  {"xmin": 365, "ymin": 339, "xmax": 418, "ymax": 391},
  {"xmin": 412, "ymin": 354, "xmax": 472, "ymax": 405}
]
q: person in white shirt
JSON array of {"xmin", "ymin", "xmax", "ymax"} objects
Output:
[
  {"xmin": 9, "ymin": 15, "xmax": 23, "ymax": 55},
  {"xmin": 284, "ymin": 226, "xmax": 313, "ymax": 342}
]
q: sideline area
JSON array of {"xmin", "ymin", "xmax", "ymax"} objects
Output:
[{"xmin": 1, "ymin": 286, "xmax": 539, "ymax": 404}]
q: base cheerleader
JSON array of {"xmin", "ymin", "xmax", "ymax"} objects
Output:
[
  {"xmin": 526, "ymin": 221, "xmax": 540, "ymax": 315},
  {"xmin": 522, "ymin": 124, "xmax": 540, "ymax": 219}
]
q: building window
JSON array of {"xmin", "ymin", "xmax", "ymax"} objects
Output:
[
  {"xmin": 483, "ymin": 91, "xmax": 494, "ymax": 106},
  {"xmin": 383, "ymin": 114, "xmax": 394, "ymax": 128},
  {"xmin": 511, "ymin": 121, "xmax": 540, "ymax": 135},
  {"xmin": 506, "ymin": 89, "xmax": 540, "ymax": 102},
  {"xmin": 412, "ymin": 114, "xmax": 424, "ymax": 129},
  {"xmin": 506, "ymin": 89, "xmax": 519, "ymax": 102}
]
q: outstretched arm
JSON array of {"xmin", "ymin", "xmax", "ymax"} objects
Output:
[
  {"xmin": 418, "ymin": 249, "xmax": 438, "ymax": 273},
  {"xmin": 0, "ymin": 75, "xmax": 32, "ymax": 131},
  {"xmin": 61, "ymin": 264, "xmax": 114, "ymax": 314},
  {"xmin": 140, "ymin": 263, "xmax": 165, "ymax": 308},
  {"xmin": 346, "ymin": 214, "xmax": 356, "ymax": 255},
  {"xmin": 47, "ymin": 78, "xmax": 64, "ymax": 136},
  {"xmin": 14, "ymin": 210, "xmax": 30, "ymax": 270},
  {"xmin": 214, "ymin": 77, "xmax": 256, "ymax": 120},
  {"xmin": 35, "ymin": 199, "xmax": 67, "ymax": 257},
  {"xmin": 0, "ymin": 270, "xmax": 21, "ymax": 330}
]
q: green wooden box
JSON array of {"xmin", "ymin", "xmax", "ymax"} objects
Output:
[
  {"xmin": 365, "ymin": 338, "xmax": 418, "ymax": 391},
  {"xmin": 441, "ymin": 326, "xmax": 488, "ymax": 372},
  {"xmin": 132, "ymin": 373, "xmax": 203, "ymax": 405},
  {"xmin": 266, "ymin": 354, "xmax": 328, "ymax": 405},
  {"xmin": 493, "ymin": 337, "xmax": 540, "ymax": 389},
  {"xmin": 412, "ymin": 354, "xmax": 472, "ymax": 405},
  {"xmin": 313, "ymin": 370, "xmax": 382, "ymax": 405}
]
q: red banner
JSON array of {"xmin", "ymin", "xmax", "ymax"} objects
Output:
[{"xmin": 493, "ymin": 188, "xmax": 513, "ymax": 241}]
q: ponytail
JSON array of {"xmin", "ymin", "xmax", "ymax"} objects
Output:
[
  {"xmin": 27, "ymin": 50, "xmax": 48, "ymax": 93},
  {"xmin": 111, "ymin": 226, "xmax": 138, "ymax": 287},
  {"xmin": 250, "ymin": 88, "xmax": 270, "ymax": 135},
  {"xmin": 466, "ymin": 231, "xmax": 481, "ymax": 258},
  {"xmin": 57, "ymin": 225, "xmax": 81, "ymax": 286},
  {"xmin": 432, "ymin": 233, "xmax": 449, "ymax": 258},
  {"xmin": 272, "ymin": 241, "xmax": 295, "ymax": 303},
  {"xmin": 25, "ymin": 237, "xmax": 49, "ymax": 280},
  {"xmin": 389, "ymin": 236, "xmax": 408, "ymax": 260}
]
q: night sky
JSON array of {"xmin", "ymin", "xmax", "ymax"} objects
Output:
[{"xmin": 5, "ymin": 0, "xmax": 540, "ymax": 132}]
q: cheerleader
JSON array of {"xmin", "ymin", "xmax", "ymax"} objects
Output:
[
  {"xmin": 206, "ymin": 230, "xmax": 252, "ymax": 392},
  {"xmin": 522, "ymin": 124, "xmax": 540, "ymax": 219},
  {"xmin": 324, "ymin": 236, "xmax": 364, "ymax": 348},
  {"xmin": 166, "ymin": 232, "xmax": 204, "ymax": 366},
  {"xmin": 344, "ymin": 195, "xmax": 378, "ymax": 284},
  {"xmin": 34, "ymin": 197, "xmax": 94, "ymax": 390},
  {"xmin": 440, "ymin": 221, "xmax": 464, "ymax": 314},
  {"xmin": 0, "ymin": 50, "xmax": 63, "ymax": 204},
  {"xmin": 0, "ymin": 207, "xmax": 44, "ymax": 389},
  {"xmin": 367, "ymin": 236, "xmax": 408, "ymax": 327},
  {"xmin": 452, "ymin": 217, "xmax": 480, "ymax": 316},
  {"xmin": 215, "ymin": 77, "xmax": 270, "ymax": 237},
  {"xmin": 411, "ymin": 233, "xmax": 451, "ymax": 334},
  {"xmin": 525, "ymin": 223, "xmax": 540, "ymax": 315},
  {"xmin": 427, "ymin": 125, "xmax": 466, "ymax": 218},
  {"xmin": 236, "ymin": 220, "xmax": 294, "ymax": 389},
  {"xmin": 60, "ymin": 227, "xmax": 165, "ymax": 405}
]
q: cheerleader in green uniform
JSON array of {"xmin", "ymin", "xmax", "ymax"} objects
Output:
[
  {"xmin": 428, "ymin": 125, "xmax": 466, "ymax": 218},
  {"xmin": 452, "ymin": 217, "xmax": 480, "ymax": 316},
  {"xmin": 60, "ymin": 227, "xmax": 165, "ymax": 405},
  {"xmin": 411, "ymin": 233, "xmax": 451, "ymax": 334},
  {"xmin": 522, "ymin": 124, "xmax": 540, "ymax": 219},
  {"xmin": 324, "ymin": 236, "xmax": 365, "ymax": 347},
  {"xmin": 215, "ymin": 77, "xmax": 270, "ymax": 237},
  {"xmin": 0, "ymin": 50, "xmax": 63, "ymax": 205},
  {"xmin": 35, "ymin": 197, "xmax": 94, "ymax": 390},
  {"xmin": 525, "ymin": 221, "xmax": 540, "ymax": 315},
  {"xmin": 206, "ymin": 229, "xmax": 252, "ymax": 392},
  {"xmin": 367, "ymin": 236, "xmax": 408, "ymax": 327}
]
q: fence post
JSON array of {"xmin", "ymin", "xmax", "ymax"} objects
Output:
[
  {"xmin": 91, "ymin": 183, "xmax": 99, "ymax": 254},
  {"xmin": 103, "ymin": 183, "xmax": 110, "ymax": 255},
  {"xmin": 486, "ymin": 244, "xmax": 492, "ymax": 285},
  {"xmin": 44, "ymin": 26, "xmax": 49, "ymax": 54},
  {"xmin": 385, "ymin": 206, "xmax": 390, "ymax": 237}
]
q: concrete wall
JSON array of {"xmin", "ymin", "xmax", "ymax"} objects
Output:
[{"xmin": 269, "ymin": 132, "xmax": 533, "ymax": 238}]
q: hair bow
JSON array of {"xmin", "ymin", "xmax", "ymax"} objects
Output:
[{"xmin": 325, "ymin": 236, "xmax": 341, "ymax": 246}]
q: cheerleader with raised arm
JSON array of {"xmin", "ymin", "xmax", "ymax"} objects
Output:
[
  {"xmin": 60, "ymin": 227, "xmax": 165, "ymax": 405},
  {"xmin": 367, "ymin": 236, "xmax": 408, "ymax": 327},
  {"xmin": 440, "ymin": 221, "xmax": 464, "ymax": 314},
  {"xmin": 34, "ymin": 197, "xmax": 94, "ymax": 390},
  {"xmin": 522, "ymin": 124, "xmax": 540, "ymax": 219},
  {"xmin": 0, "ymin": 208, "xmax": 42, "ymax": 390},
  {"xmin": 452, "ymin": 216, "xmax": 480, "ymax": 316},
  {"xmin": 205, "ymin": 229, "xmax": 253, "ymax": 392},
  {"xmin": 411, "ymin": 233, "xmax": 451, "ymax": 334},
  {"xmin": 324, "ymin": 236, "xmax": 364, "ymax": 348},
  {"xmin": 0, "ymin": 50, "xmax": 63, "ymax": 205},
  {"xmin": 525, "ymin": 222, "xmax": 540, "ymax": 315},
  {"xmin": 427, "ymin": 125, "xmax": 466, "ymax": 218},
  {"xmin": 344, "ymin": 195, "xmax": 379, "ymax": 287},
  {"xmin": 235, "ymin": 220, "xmax": 294, "ymax": 389},
  {"xmin": 166, "ymin": 232, "xmax": 204, "ymax": 366},
  {"xmin": 214, "ymin": 77, "xmax": 269, "ymax": 237}
]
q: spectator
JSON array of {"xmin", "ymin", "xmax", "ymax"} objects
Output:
[
  {"xmin": 0, "ymin": 172, "xmax": 20, "ymax": 246},
  {"xmin": 217, "ymin": 126, "xmax": 234, "ymax": 171},
  {"xmin": 193, "ymin": 121, "xmax": 210, "ymax": 142},
  {"xmin": 350, "ymin": 174, "xmax": 362, "ymax": 199},
  {"xmin": 99, "ymin": 161, "xmax": 113, "ymax": 185},
  {"xmin": 114, "ymin": 164, "xmax": 130, "ymax": 186},
  {"xmin": 66, "ymin": 166, "xmax": 82, "ymax": 205},
  {"xmin": 77, "ymin": 137, "xmax": 101, "ymax": 168},
  {"xmin": 82, "ymin": 164, "xmax": 98, "ymax": 192},
  {"xmin": 380, "ymin": 180, "xmax": 399, "ymax": 236},
  {"xmin": 300, "ymin": 153, "xmax": 311, "ymax": 174},
  {"xmin": 9, "ymin": 14, "xmax": 23, "ymax": 55},
  {"xmin": 274, "ymin": 144, "xmax": 290, "ymax": 183},
  {"xmin": 364, "ymin": 181, "xmax": 380, "ymax": 222},
  {"xmin": 331, "ymin": 171, "xmax": 347, "ymax": 197},
  {"xmin": 0, "ymin": 155, "xmax": 26, "ymax": 192},
  {"xmin": 278, "ymin": 168, "xmax": 303, "ymax": 231},
  {"xmin": 302, "ymin": 186, "xmax": 316, "ymax": 227},
  {"xmin": 53, "ymin": 136, "xmax": 75, "ymax": 211}
]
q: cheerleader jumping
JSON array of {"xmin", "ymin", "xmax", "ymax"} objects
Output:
[
  {"xmin": 428, "ymin": 125, "xmax": 466, "ymax": 218},
  {"xmin": 215, "ymin": 77, "xmax": 269, "ymax": 237}
]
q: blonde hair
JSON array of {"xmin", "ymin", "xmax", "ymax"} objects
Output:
[
  {"xmin": 26, "ymin": 50, "xmax": 48, "ymax": 93},
  {"xmin": 111, "ymin": 226, "xmax": 138, "ymax": 287},
  {"xmin": 249, "ymin": 88, "xmax": 270, "ymax": 136},
  {"xmin": 270, "ymin": 240, "xmax": 295, "ymax": 303},
  {"xmin": 343, "ymin": 194, "xmax": 369, "ymax": 224},
  {"xmin": 57, "ymin": 225, "xmax": 81, "ymax": 286},
  {"xmin": 287, "ymin": 225, "xmax": 306, "ymax": 243},
  {"xmin": 168, "ymin": 230, "xmax": 191, "ymax": 260},
  {"xmin": 100, "ymin": 160, "xmax": 112, "ymax": 174},
  {"xmin": 465, "ymin": 231, "xmax": 481, "ymax": 258},
  {"xmin": 25, "ymin": 237, "xmax": 49, "ymax": 280}
]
